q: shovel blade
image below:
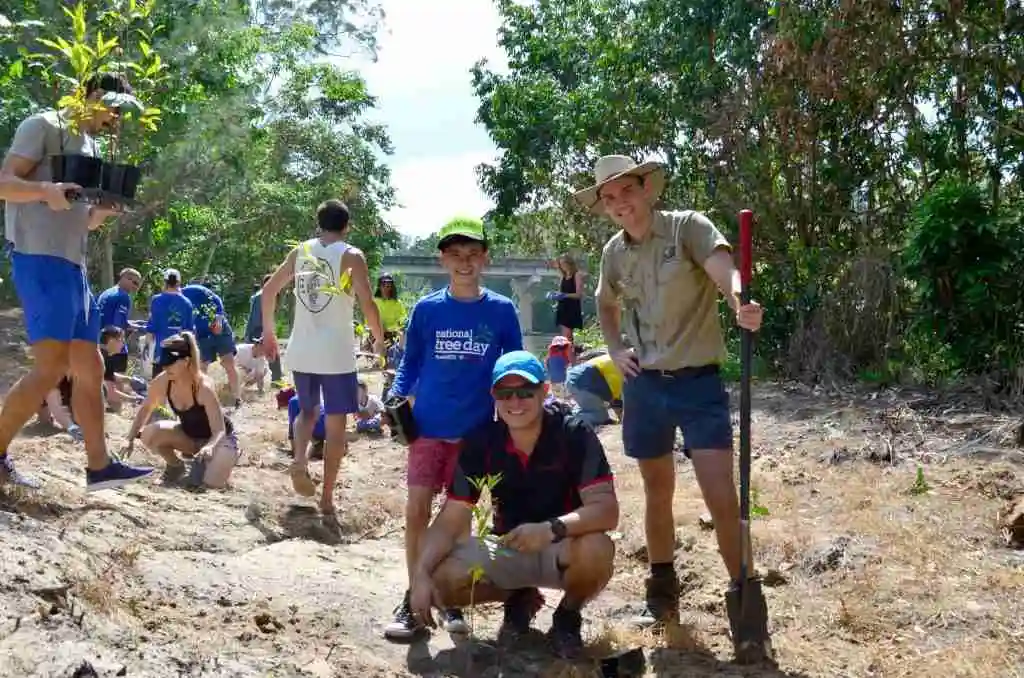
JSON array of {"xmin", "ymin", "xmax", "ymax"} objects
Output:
[{"xmin": 725, "ymin": 577, "xmax": 774, "ymax": 665}]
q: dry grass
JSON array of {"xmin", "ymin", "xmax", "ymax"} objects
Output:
[{"xmin": 588, "ymin": 395, "xmax": 1024, "ymax": 678}]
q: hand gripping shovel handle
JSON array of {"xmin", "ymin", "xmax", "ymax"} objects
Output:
[{"xmin": 727, "ymin": 209, "xmax": 774, "ymax": 665}]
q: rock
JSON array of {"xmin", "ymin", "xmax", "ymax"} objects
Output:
[
  {"xmin": 70, "ymin": 661, "xmax": 99, "ymax": 678},
  {"xmin": 803, "ymin": 536, "xmax": 854, "ymax": 574},
  {"xmin": 1000, "ymin": 497, "xmax": 1024, "ymax": 548},
  {"xmin": 761, "ymin": 568, "xmax": 789, "ymax": 587},
  {"xmin": 698, "ymin": 513, "xmax": 714, "ymax": 530}
]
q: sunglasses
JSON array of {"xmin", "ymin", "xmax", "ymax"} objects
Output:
[
  {"xmin": 493, "ymin": 385, "xmax": 541, "ymax": 401},
  {"xmin": 159, "ymin": 344, "xmax": 192, "ymax": 366}
]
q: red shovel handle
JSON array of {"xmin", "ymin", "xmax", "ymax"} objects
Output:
[{"xmin": 739, "ymin": 209, "xmax": 753, "ymax": 292}]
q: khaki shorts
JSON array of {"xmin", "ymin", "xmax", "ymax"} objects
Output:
[{"xmin": 446, "ymin": 535, "xmax": 566, "ymax": 591}]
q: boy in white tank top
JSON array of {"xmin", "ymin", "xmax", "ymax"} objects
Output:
[{"xmin": 261, "ymin": 200, "xmax": 385, "ymax": 514}]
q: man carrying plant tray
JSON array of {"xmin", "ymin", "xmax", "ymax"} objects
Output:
[{"xmin": 0, "ymin": 73, "xmax": 155, "ymax": 491}]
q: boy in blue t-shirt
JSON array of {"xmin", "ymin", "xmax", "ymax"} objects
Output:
[
  {"xmin": 182, "ymin": 281, "xmax": 241, "ymax": 407},
  {"xmin": 384, "ymin": 216, "xmax": 523, "ymax": 641},
  {"xmin": 146, "ymin": 269, "xmax": 195, "ymax": 378}
]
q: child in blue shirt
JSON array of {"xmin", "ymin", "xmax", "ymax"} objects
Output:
[
  {"xmin": 147, "ymin": 269, "xmax": 195, "ymax": 378},
  {"xmin": 384, "ymin": 216, "xmax": 523, "ymax": 641}
]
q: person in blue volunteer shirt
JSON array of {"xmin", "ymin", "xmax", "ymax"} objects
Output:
[
  {"xmin": 147, "ymin": 269, "xmax": 195, "ymax": 378},
  {"xmin": 0, "ymin": 73, "xmax": 154, "ymax": 491},
  {"xmin": 182, "ymin": 279, "xmax": 241, "ymax": 408},
  {"xmin": 97, "ymin": 267, "xmax": 143, "ymax": 376},
  {"xmin": 383, "ymin": 216, "xmax": 524, "ymax": 641}
]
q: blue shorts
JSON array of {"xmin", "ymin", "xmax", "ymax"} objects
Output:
[
  {"xmin": 293, "ymin": 371, "xmax": 359, "ymax": 416},
  {"xmin": 198, "ymin": 330, "xmax": 236, "ymax": 364},
  {"xmin": 11, "ymin": 252, "xmax": 100, "ymax": 344},
  {"xmin": 621, "ymin": 365, "xmax": 733, "ymax": 459}
]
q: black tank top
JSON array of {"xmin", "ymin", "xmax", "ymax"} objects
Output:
[{"xmin": 166, "ymin": 380, "xmax": 234, "ymax": 440}]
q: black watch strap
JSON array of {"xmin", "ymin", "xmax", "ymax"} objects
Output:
[{"xmin": 549, "ymin": 518, "xmax": 567, "ymax": 543}]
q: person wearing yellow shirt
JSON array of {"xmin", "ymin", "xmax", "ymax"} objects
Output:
[
  {"xmin": 565, "ymin": 349, "xmax": 624, "ymax": 427},
  {"xmin": 374, "ymin": 273, "xmax": 408, "ymax": 365}
]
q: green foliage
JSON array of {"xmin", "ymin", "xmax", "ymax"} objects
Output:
[
  {"xmin": 909, "ymin": 466, "xmax": 930, "ymax": 496},
  {"xmin": 903, "ymin": 181, "xmax": 1024, "ymax": 373},
  {"xmin": 0, "ymin": 0, "xmax": 398, "ymax": 326},
  {"xmin": 472, "ymin": 0, "xmax": 1024, "ymax": 392},
  {"xmin": 750, "ymin": 488, "xmax": 770, "ymax": 519},
  {"xmin": 465, "ymin": 473, "xmax": 505, "ymax": 634}
]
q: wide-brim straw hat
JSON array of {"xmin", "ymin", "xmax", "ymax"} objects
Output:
[{"xmin": 572, "ymin": 155, "xmax": 666, "ymax": 215}]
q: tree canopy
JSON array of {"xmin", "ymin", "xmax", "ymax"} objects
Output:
[
  {"xmin": 0, "ymin": 0, "xmax": 399, "ymax": 318},
  {"xmin": 471, "ymin": 0, "xmax": 1024, "ymax": 387}
]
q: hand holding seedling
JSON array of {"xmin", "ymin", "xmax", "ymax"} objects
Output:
[{"xmin": 501, "ymin": 522, "xmax": 555, "ymax": 553}]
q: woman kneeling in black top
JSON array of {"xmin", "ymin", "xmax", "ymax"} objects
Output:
[{"xmin": 125, "ymin": 332, "xmax": 239, "ymax": 488}]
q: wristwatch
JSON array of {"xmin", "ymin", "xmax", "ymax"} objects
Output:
[{"xmin": 548, "ymin": 518, "xmax": 567, "ymax": 543}]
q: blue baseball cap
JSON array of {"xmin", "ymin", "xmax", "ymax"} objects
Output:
[{"xmin": 491, "ymin": 350, "xmax": 546, "ymax": 387}]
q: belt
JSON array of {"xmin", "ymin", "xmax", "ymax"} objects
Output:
[{"xmin": 640, "ymin": 364, "xmax": 719, "ymax": 379}]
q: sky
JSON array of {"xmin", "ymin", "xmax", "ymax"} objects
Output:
[{"xmin": 353, "ymin": 0, "xmax": 508, "ymax": 239}]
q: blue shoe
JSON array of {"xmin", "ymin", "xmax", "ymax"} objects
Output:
[
  {"xmin": 67, "ymin": 424, "xmax": 84, "ymax": 443},
  {"xmin": 85, "ymin": 459, "xmax": 155, "ymax": 492},
  {"xmin": 0, "ymin": 454, "xmax": 41, "ymax": 489}
]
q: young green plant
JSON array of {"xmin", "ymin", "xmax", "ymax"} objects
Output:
[{"xmin": 465, "ymin": 473, "xmax": 505, "ymax": 639}]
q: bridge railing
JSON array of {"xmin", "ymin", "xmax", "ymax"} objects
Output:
[{"xmin": 382, "ymin": 255, "xmax": 558, "ymax": 275}]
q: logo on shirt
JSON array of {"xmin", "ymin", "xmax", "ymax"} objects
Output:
[
  {"xmin": 167, "ymin": 309, "xmax": 184, "ymax": 331},
  {"xmin": 434, "ymin": 327, "xmax": 491, "ymax": 361},
  {"xmin": 295, "ymin": 255, "xmax": 335, "ymax": 313}
]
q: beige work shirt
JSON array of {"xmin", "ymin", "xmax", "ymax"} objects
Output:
[{"xmin": 596, "ymin": 210, "xmax": 730, "ymax": 370}]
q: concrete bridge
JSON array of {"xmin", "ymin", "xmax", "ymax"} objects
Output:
[{"xmin": 381, "ymin": 254, "xmax": 560, "ymax": 334}]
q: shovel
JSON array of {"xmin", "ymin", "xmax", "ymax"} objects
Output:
[{"xmin": 725, "ymin": 208, "xmax": 774, "ymax": 664}]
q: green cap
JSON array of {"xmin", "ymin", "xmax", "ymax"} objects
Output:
[{"xmin": 437, "ymin": 216, "xmax": 486, "ymax": 249}]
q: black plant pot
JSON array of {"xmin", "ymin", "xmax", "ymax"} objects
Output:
[
  {"xmin": 50, "ymin": 154, "xmax": 102, "ymax": 188},
  {"xmin": 100, "ymin": 163, "xmax": 141, "ymax": 200}
]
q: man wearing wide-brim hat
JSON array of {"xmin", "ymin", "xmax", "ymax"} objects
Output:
[{"xmin": 576, "ymin": 155, "xmax": 764, "ymax": 629}]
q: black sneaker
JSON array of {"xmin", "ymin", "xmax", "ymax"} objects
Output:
[
  {"xmin": 628, "ymin": 574, "xmax": 680, "ymax": 628},
  {"xmin": 383, "ymin": 591, "xmax": 425, "ymax": 642},
  {"xmin": 443, "ymin": 608, "xmax": 469, "ymax": 636},
  {"xmin": 547, "ymin": 605, "xmax": 584, "ymax": 659},
  {"xmin": 498, "ymin": 587, "xmax": 544, "ymax": 642}
]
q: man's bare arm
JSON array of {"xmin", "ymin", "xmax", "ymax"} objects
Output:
[
  {"xmin": 702, "ymin": 248, "xmax": 742, "ymax": 312},
  {"xmin": 260, "ymin": 248, "xmax": 298, "ymax": 340},
  {"xmin": 343, "ymin": 248, "xmax": 384, "ymax": 343},
  {"xmin": 597, "ymin": 299, "xmax": 625, "ymax": 353},
  {"xmin": 558, "ymin": 481, "xmax": 619, "ymax": 536}
]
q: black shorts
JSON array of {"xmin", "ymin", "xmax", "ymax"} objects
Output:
[{"xmin": 104, "ymin": 352, "xmax": 129, "ymax": 381}]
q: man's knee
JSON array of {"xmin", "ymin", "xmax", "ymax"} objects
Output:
[
  {"xmin": 638, "ymin": 456, "xmax": 675, "ymax": 497},
  {"xmin": 30, "ymin": 342, "xmax": 71, "ymax": 382},
  {"xmin": 68, "ymin": 342, "xmax": 103, "ymax": 384},
  {"xmin": 566, "ymin": 532, "xmax": 615, "ymax": 578},
  {"xmin": 405, "ymin": 487, "xmax": 433, "ymax": 524},
  {"xmin": 323, "ymin": 413, "xmax": 347, "ymax": 438}
]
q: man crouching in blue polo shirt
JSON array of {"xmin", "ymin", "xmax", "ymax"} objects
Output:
[{"xmin": 408, "ymin": 351, "xmax": 619, "ymax": 658}]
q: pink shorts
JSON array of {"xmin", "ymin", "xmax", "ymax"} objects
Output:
[{"xmin": 408, "ymin": 437, "xmax": 461, "ymax": 491}]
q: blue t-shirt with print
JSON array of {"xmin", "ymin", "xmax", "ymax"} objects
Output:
[
  {"xmin": 97, "ymin": 285, "xmax": 132, "ymax": 354},
  {"xmin": 147, "ymin": 292, "xmax": 195, "ymax": 361},
  {"xmin": 181, "ymin": 284, "xmax": 227, "ymax": 338},
  {"xmin": 390, "ymin": 287, "xmax": 523, "ymax": 439}
]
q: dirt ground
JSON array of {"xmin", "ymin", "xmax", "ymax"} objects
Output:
[{"xmin": 0, "ymin": 309, "xmax": 1022, "ymax": 678}]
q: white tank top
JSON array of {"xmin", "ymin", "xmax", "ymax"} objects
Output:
[{"xmin": 284, "ymin": 237, "xmax": 357, "ymax": 375}]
